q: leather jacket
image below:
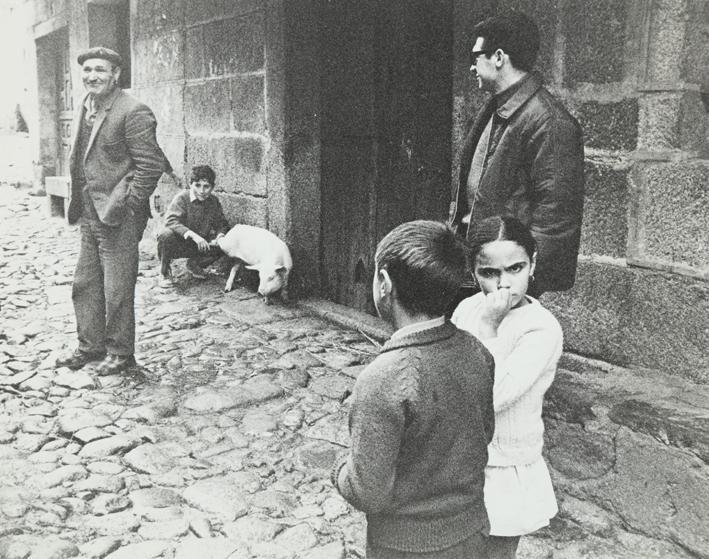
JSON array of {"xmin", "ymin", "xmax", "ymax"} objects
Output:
[{"xmin": 450, "ymin": 74, "xmax": 585, "ymax": 292}]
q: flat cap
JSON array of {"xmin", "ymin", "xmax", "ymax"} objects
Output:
[{"xmin": 77, "ymin": 46, "xmax": 123, "ymax": 67}]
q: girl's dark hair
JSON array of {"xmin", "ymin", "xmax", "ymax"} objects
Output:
[
  {"xmin": 375, "ymin": 220, "xmax": 466, "ymax": 316},
  {"xmin": 190, "ymin": 164, "xmax": 216, "ymax": 187},
  {"xmin": 468, "ymin": 216, "xmax": 536, "ymax": 264}
]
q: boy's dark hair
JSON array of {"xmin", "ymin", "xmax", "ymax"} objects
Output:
[
  {"xmin": 473, "ymin": 11, "xmax": 540, "ymax": 72},
  {"xmin": 375, "ymin": 220, "xmax": 466, "ymax": 316},
  {"xmin": 190, "ymin": 164, "xmax": 216, "ymax": 186},
  {"xmin": 468, "ymin": 216, "xmax": 537, "ymax": 265}
]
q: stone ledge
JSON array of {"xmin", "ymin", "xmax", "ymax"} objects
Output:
[
  {"xmin": 547, "ymin": 355, "xmax": 709, "ymax": 558},
  {"xmin": 551, "ymin": 354, "xmax": 709, "ymax": 464},
  {"xmin": 296, "ymin": 298, "xmax": 392, "ymax": 344}
]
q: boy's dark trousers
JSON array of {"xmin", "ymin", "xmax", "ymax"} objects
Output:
[{"xmin": 157, "ymin": 228, "xmax": 223, "ymax": 276}]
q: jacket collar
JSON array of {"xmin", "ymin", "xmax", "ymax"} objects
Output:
[
  {"xmin": 189, "ymin": 190, "xmax": 213, "ymax": 203},
  {"xmin": 381, "ymin": 321, "xmax": 458, "ymax": 353},
  {"xmin": 83, "ymin": 87, "xmax": 123, "ymax": 162},
  {"xmin": 85, "ymin": 86, "xmax": 122, "ymax": 113},
  {"xmin": 495, "ymin": 72, "xmax": 542, "ymax": 120}
]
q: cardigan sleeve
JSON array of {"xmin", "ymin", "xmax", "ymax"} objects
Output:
[
  {"xmin": 334, "ymin": 363, "xmax": 406, "ymax": 515},
  {"xmin": 482, "ymin": 323, "xmax": 562, "ymax": 413}
]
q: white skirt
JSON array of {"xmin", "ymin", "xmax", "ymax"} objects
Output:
[{"xmin": 484, "ymin": 457, "xmax": 558, "ymax": 536}]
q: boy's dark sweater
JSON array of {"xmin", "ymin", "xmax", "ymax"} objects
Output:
[
  {"xmin": 333, "ymin": 321, "xmax": 495, "ymax": 552},
  {"xmin": 164, "ymin": 189, "xmax": 229, "ymax": 240}
]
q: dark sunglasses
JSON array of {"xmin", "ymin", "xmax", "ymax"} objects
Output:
[{"xmin": 470, "ymin": 49, "xmax": 491, "ymax": 65}]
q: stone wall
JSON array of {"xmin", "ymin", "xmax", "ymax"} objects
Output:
[
  {"xmin": 179, "ymin": 0, "xmax": 271, "ymax": 229},
  {"xmin": 137, "ymin": 0, "xmax": 320, "ymax": 292},
  {"xmin": 452, "ymin": 2, "xmax": 709, "ymax": 554},
  {"xmin": 30, "ymin": 0, "xmax": 322, "ymax": 293},
  {"xmin": 453, "ymin": 0, "xmax": 709, "ymax": 381}
]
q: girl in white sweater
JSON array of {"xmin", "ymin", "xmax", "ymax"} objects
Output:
[{"xmin": 452, "ymin": 216, "xmax": 562, "ymax": 559}]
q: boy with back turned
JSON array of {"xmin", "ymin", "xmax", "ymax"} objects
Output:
[{"xmin": 332, "ymin": 220, "xmax": 495, "ymax": 558}]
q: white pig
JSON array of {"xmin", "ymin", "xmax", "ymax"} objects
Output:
[{"xmin": 216, "ymin": 224, "xmax": 292, "ymax": 304}]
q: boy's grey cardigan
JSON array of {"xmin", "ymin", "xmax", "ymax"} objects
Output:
[{"xmin": 332, "ymin": 321, "xmax": 495, "ymax": 552}]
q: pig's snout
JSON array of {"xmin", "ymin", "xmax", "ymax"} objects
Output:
[
  {"xmin": 258, "ymin": 272, "xmax": 284, "ymax": 298},
  {"xmin": 257, "ymin": 284, "xmax": 274, "ymax": 305},
  {"xmin": 258, "ymin": 284, "xmax": 278, "ymax": 299}
]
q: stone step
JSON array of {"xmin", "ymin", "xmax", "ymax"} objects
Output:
[{"xmin": 545, "ymin": 354, "xmax": 709, "ymax": 559}]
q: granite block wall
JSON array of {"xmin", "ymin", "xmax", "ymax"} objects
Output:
[
  {"xmin": 548, "ymin": 260, "xmax": 708, "ymax": 380},
  {"xmin": 450, "ymin": 3, "xmax": 709, "ymax": 552},
  {"xmin": 579, "ymin": 159, "xmax": 629, "ymax": 259},
  {"xmin": 453, "ymin": 0, "xmax": 709, "ymax": 380},
  {"xmin": 182, "ymin": 2, "xmax": 271, "ymax": 231},
  {"xmin": 31, "ymin": 0, "xmax": 318, "ymax": 293}
]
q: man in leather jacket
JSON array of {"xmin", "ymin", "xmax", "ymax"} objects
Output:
[{"xmin": 450, "ymin": 11, "xmax": 584, "ymax": 299}]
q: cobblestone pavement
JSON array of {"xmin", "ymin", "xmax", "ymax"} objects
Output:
[
  {"xmin": 0, "ymin": 187, "xmax": 685, "ymax": 559},
  {"xmin": 1, "ymin": 188, "xmax": 372, "ymax": 559}
]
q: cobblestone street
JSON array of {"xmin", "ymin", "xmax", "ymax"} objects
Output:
[
  {"xmin": 0, "ymin": 187, "xmax": 370, "ymax": 558},
  {"xmin": 0, "ymin": 187, "xmax": 697, "ymax": 559}
]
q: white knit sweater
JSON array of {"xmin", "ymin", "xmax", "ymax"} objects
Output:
[{"xmin": 452, "ymin": 293, "xmax": 562, "ymax": 467}]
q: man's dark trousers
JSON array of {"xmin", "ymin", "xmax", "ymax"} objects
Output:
[
  {"xmin": 72, "ymin": 206, "xmax": 148, "ymax": 358},
  {"xmin": 157, "ymin": 228, "xmax": 222, "ymax": 275}
]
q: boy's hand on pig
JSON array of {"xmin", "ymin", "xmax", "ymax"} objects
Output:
[
  {"xmin": 208, "ymin": 233, "xmax": 224, "ymax": 249},
  {"xmin": 185, "ymin": 231, "xmax": 210, "ymax": 253}
]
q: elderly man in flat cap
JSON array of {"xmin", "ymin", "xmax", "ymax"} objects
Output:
[{"xmin": 56, "ymin": 46, "xmax": 170, "ymax": 376}]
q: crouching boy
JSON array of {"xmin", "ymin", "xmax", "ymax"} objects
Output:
[
  {"xmin": 332, "ymin": 220, "xmax": 495, "ymax": 558},
  {"xmin": 157, "ymin": 164, "xmax": 229, "ymax": 286}
]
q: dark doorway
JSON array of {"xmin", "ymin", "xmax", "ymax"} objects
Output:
[
  {"xmin": 319, "ymin": 0, "xmax": 453, "ymax": 313},
  {"xmin": 87, "ymin": 0, "xmax": 131, "ymax": 88}
]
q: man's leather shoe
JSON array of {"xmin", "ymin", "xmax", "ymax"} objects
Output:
[
  {"xmin": 95, "ymin": 354, "xmax": 137, "ymax": 376},
  {"xmin": 186, "ymin": 258, "xmax": 208, "ymax": 279},
  {"xmin": 56, "ymin": 349, "xmax": 105, "ymax": 370}
]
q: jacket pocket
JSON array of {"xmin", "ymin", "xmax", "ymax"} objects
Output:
[{"xmin": 101, "ymin": 139, "xmax": 128, "ymax": 163}]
